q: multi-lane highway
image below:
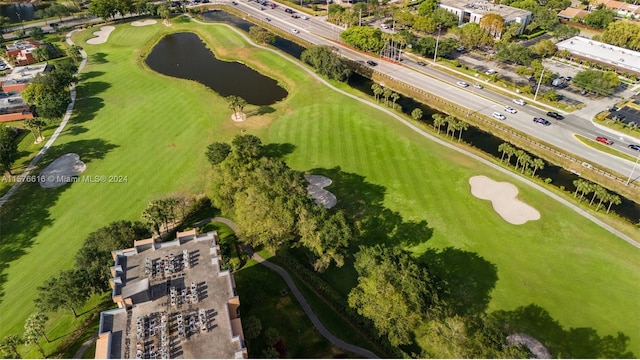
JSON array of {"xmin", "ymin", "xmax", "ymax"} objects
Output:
[{"xmin": 232, "ymin": 0, "xmax": 640, "ymax": 181}]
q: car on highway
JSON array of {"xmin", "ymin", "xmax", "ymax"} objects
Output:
[
  {"xmin": 546, "ymin": 111, "xmax": 564, "ymax": 120},
  {"xmin": 485, "ymin": 69, "xmax": 496, "ymax": 75},
  {"xmin": 265, "ymin": 17, "xmax": 271, "ymax": 21},
  {"xmin": 366, "ymin": 60, "xmax": 377, "ymax": 66},
  {"xmin": 284, "ymin": 8, "xmax": 293, "ymax": 13},
  {"xmin": 417, "ymin": 61, "xmax": 426, "ymax": 66},
  {"xmin": 291, "ymin": 14, "xmax": 299, "ymax": 18},
  {"xmin": 629, "ymin": 144, "xmax": 640, "ymax": 151},
  {"xmin": 473, "ymin": 84, "xmax": 483, "ymax": 89},
  {"xmin": 492, "ymin": 112, "xmax": 506, "ymax": 120},
  {"xmin": 291, "ymin": 28, "xmax": 299, "ymax": 34},
  {"xmin": 596, "ymin": 136, "xmax": 613, "ymax": 145},
  {"xmin": 504, "ymin": 106, "xmax": 517, "ymax": 114},
  {"xmin": 301, "ymin": 15, "xmax": 308, "ymax": 19},
  {"xmin": 533, "ymin": 117, "xmax": 551, "ymax": 126},
  {"xmin": 456, "ymin": 81, "xmax": 469, "ymax": 87},
  {"xmin": 513, "ymin": 99, "xmax": 526, "ymax": 106}
]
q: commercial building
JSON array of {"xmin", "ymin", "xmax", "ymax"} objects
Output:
[
  {"xmin": 0, "ymin": 64, "xmax": 50, "ymax": 122},
  {"xmin": 95, "ymin": 230, "xmax": 247, "ymax": 359},
  {"xmin": 438, "ymin": 0, "xmax": 532, "ymax": 35},
  {"xmin": 556, "ymin": 36, "xmax": 640, "ymax": 76}
]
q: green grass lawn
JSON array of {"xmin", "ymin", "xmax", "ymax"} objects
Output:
[{"xmin": 0, "ymin": 16, "xmax": 638, "ymax": 358}]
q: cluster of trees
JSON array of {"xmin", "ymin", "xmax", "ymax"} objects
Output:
[
  {"xmin": 572, "ymin": 69, "xmax": 620, "ymax": 96},
  {"xmin": 370, "ymin": 84, "xmax": 400, "ymax": 109},
  {"xmin": 89, "ymin": 0, "xmax": 162, "ymax": 20},
  {"xmin": 142, "ymin": 195, "xmax": 194, "ymax": 235},
  {"xmin": 431, "ymin": 113, "xmax": 469, "ymax": 141},
  {"xmin": 0, "ymin": 313, "xmax": 49, "ymax": 358},
  {"xmin": 599, "ymin": 21, "xmax": 640, "ymax": 51},
  {"xmin": 0, "ymin": 126, "xmax": 18, "ymax": 176},
  {"xmin": 301, "ymin": 45, "xmax": 352, "ymax": 82},
  {"xmin": 33, "ymin": 3, "xmax": 76, "ymax": 23},
  {"xmin": 249, "ymin": 26, "xmax": 275, "ymax": 45},
  {"xmin": 496, "ymin": 39, "xmax": 557, "ymax": 66},
  {"xmin": 392, "ymin": 0, "xmax": 459, "ymax": 33},
  {"xmin": 226, "ymin": 95, "xmax": 248, "ymax": 119},
  {"xmin": 22, "ymin": 61, "xmax": 77, "ymax": 121},
  {"xmin": 207, "ymin": 135, "xmax": 353, "ymax": 272},
  {"xmin": 572, "ymin": 179, "xmax": 622, "ymax": 213},
  {"xmin": 242, "ymin": 317, "xmax": 286, "ymax": 357},
  {"xmin": 583, "ymin": 6, "xmax": 617, "ymax": 29},
  {"xmin": 497, "ymin": 142, "xmax": 546, "ymax": 177},
  {"xmin": 340, "ymin": 26, "xmax": 386, "ymax": 53}
]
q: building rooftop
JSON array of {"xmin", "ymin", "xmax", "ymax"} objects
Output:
[
  {"xmin": 592, "ymin": 0, "xmax": 640, "ymax": 15},
  {"xmin": 439, "ymin": 0, "xmax": 532, "ymax": 21},
  {"xmin": 556, "ymin": 36, "xmax": 640, "ymax": 75},
  {"xmin": 558, "ymin": 7, "xmax": 590, "ymax": 19},
  {"xmin": 2, "ymin": 64, "xmax": 49, "ymax": 87},
  {"xmin": 96, "ymin": 230, "xmax": 246, "ymax": 359}
]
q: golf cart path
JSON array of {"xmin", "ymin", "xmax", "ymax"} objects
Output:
[
  {"xmin": 188, "ymin": 15, "xmax": 639, "ymax": 249},
  {"xmin": 0, "ymin": 29, "xmax": 87, "ymax": 208},
  {"xmin": 199, "ymin": 217, "xmax": 380, "ymax": 359}
]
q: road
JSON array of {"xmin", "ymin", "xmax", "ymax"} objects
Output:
[{"xmin": 233, "ymin": 0, "xmax": 640, "ymax": 183}]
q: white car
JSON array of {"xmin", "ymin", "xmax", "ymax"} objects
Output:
[
  {"xmin": 504, "ymin": 106, "xmax": 517, "ymax": 114},
  {"xmin": 291, "ymin": 28, "xmax": 299, "ymax": 34},
  {"xmin": 301, "ymin": 15, "xmax": 308, "ymax": 19},
  {"xmin": 380, "ymin": 24, "xmax": 388, "ymax": 29},
  {"xmin": 485, "ymin": 69, "xmax": 497, "ymax": 75},
  {"xmin": 513, "ymin": 99, "xmax": 526, "ymax": 106},
  {"xmin": 473, "ymin": 84, "xmax": 483, "ymax": 89},
  {"xmin": 492, "ymin": 112, "xmax": 506, "ymax": 120},
  {"xmin": 456, "ymin": 81, "xmax": 469, "ymax": 87}
]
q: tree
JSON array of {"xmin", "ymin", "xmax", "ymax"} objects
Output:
[
  {"xmin": 46, "ymin": 3, "xmax": 71, "ymax": 22},
  {"xmin": 584, "ymin": 6, "xmax": 616, "ymax": 29},
  {"xmin": 243, "ymin": 316, "xmax": 262, "ymax": 343},
  {"xmin": 456, "ymin": 23, "xmax": 493, "ymax": 50},
  {"xmin": 514, "ymin": 150, "xmax": 525, "ymax": 171},
  {"xmin": 232, "ymin": 134, "xmax": 263, "ymax": 160},
  {"xmin": 594, "ymin": 186, "xmax": 609, "ymax": 211},
  {"xmin": 371, "ymin": 83, "xmax": 383, "ymax": 102},
  {"xmin": 479, "ymin": 13, "xmax": 505, "ymax": 38},
  {"xmin": 601, "ymin": 21, "xmax": 640, "ymax": 51},
  {"xmin": 432, "ymin": 114, "xmax": 447, "ymax": 134},
  {"xmin": 24, "ymin": 312, "xmax": 48, "ymax": 357},
  {"xmin": 445, "ymin": 115, "xmax": 457, "ymax": 139},
  {"xmin": 0, "ymin": 335, "xmax": 22, "ymax": 359},
  {"xmin": 29, "ymin": 27, "xmax": 45, "ymax": 40},
  {"xmin": 264, "ymin": 327, "xmax": 280, "ymax": 347},
  {"xmin": 383, "ymin": 88, "xmax": 392, "ymax": 107},
  {"xmin": 348, "ymin": 245, "xmax": 437, "ymax": 346},
  {"xmin": 89, "ymin": 0, "xmax": 117, "ymax": 20},
  {"xmin": 225, "ymin": 95, "xmax": 247, "ymax": 119},
  {"xmin": 249, "ymin": 26, "xmax": 276, "ymax": 45},
  {"xmin": 456, "ymin": 121, "xmax": 468, "ymax": 142},
  {"xmin": 573, "ymin": 69, "xmax": 620, "ymax": 97},
  {"xmin": 340, "ymin": 26, "xmax": 384, "ymax": 52},
  {"xmin": 36, "ymin": 269, "xmax": 90, "ymax": 317},
  {"xmin": 518, "ymin": 153, "xmax": 531, "ymax": 173},
  {"xmin": 530, "ymin": 158, "xmax": 544, "ymax": 177},
  {"xmin": 261, "ymin": 347, "xmax": 280, "ymax": 358},
  {"xmin": 532, "ymin": 39, "xmax": 557, "ymax": 58},
  {"xmin": 21, "ymin": 66, "xmax": 76, "ymax": 121},
  {"xmin": 554, "ymin": 24, "xmax": 579, "ymax": 40},
  {"xmin": 417, "ymin": 0, "xmax": 438, "ymax": 16},
  {"xmin": 206, "ymin": 142, "xmax": 232, "ymax": 165},
  {"xmin": 0, "ymin": 16, "xmax": 10, "ymax": 41},
  {"xmin": 412, "ymin": 108, "xmax": 423, "ymax": 121},
  {"xmin": 114, "ymin": 0, "xmax": 135, "ymax": 17},
  {"xmin": 301, "ymin": 45, "xmax": 352, "ymax": 81},
  {"xmin": 496, "ymin": 42, "xmax": 531, "ymax": 66},
  {"xmin": 390, "ymin": 92, "xmax": 400, "ymax": 109},
  {"xmin": 0, "ymin": 127, "xmax": 18, "ymax": 175},
  {"xmin": 606, "ymin": 194, "xmax": 621, "ymax": 214},
  {"xmin": 32, "ymin": 44, "xmax": 57, "ymax": 62},
  {"xmin": 158, "ymin": 4, "xmax": 171, "ymax": 22},
  {"xmin": 298, "ymin": 209, "xmax": 352, "ymax": 272},
  {"xmin": 498, "ymin": 142, "xmax": 513, "ymax": 162},
  {"xmin": 590, "ymin": 184, "xmax": 604, "ymax": 206}
]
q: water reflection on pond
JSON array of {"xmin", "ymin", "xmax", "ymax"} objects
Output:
[{"xmin": 145, "ymin": 32, "xmax": 287, "ymax": 105}]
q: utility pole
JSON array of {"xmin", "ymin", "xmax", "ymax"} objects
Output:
[
  {"xmin": 359, "ymin": 8, "xmax": 362, "ymax": 26},
  {"xmin": 534, "ymin": 68, "xmax": 545, "ymax": 101},
  {"xmin": 626, "ymin": 151, "xmax": 640, "ymax": 185},
  {"xmin": 433, "ymin": 24, "xmax": 442, "ymax": 63}
]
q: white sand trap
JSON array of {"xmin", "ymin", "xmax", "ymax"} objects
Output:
[
  {"xmin": 86, "ymin": 26, "xmax": 115, "ymax": 45},
  {"xmin": 507, "ymin": 334, "xmax": 551, "ymax": 358},
  {"xmin": 131, "ymin": 19, "xmax": 157, "ymax": 27},
  {"xmin": 305, "ymin": 175, "xmax": 337, "ymax": 209},
  {"xmin": 39, "ymin": 153, "xmax": 86, "ymax": 189},
  {"xmin": 469, "ymin": 175, "xmax": 540, "ymax": 225}
]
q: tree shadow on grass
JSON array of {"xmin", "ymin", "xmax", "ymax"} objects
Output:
[
  {"xmin": 0, "ymin": 139, "xmax": 118, "ymax": 306},
  {"xmin": 418, "ymin": 247, "xmax": 498, "ymax": 316},
  {"xmin": 63, "ymin": 125, "xmax": 88, "ymax": 136},
  {"xmin": 71, "ymin": 80, "xmax": 111, "ymax": 125},
  {"xmin": 492, "ymin": 304, "xmax": 635, "ymax": 358},
  {"xmin": 88, "ymin": 53, "xmax": 108, "ymax": 64},
  {"xmin": 262, "ymin": 143, "xmax": 295, "ymax": 159},
  {"xmin": 78, "ymin": 71, "xmax": 105, "ymax": 82},
  {"xmin": 253, "ymin": 105, "xmax": 275, "ymax": 116}
]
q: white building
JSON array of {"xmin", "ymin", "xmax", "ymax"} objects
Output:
[{"xmin": 438, "ymin": 0, "xmax": 532, "ymax": 35}]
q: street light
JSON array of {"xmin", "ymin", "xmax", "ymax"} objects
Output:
[
  {"xmin": 626, "ymin": 151, "xmax": 640, "ymax": 185},
  {"xmin": 433, "ymin": 24, "xmax": 442, "ymax": 63},
  {"xmin": 533, "ymin": 68, "xmax": 545, "ymax": 102}
]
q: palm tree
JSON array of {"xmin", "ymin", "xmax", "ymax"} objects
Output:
[
  {"xmin": 519, "ymin": 153, "xmax": 531, "ymax": 173},
  {"xmin": 226, "ymin": 95, "xmax": 240, "ymax": 117},
  {"xmin": 390, "ymin": 92, "xmax": 400, "ymax": 109},
  {"xmin": 573, "ymin": 179, "xmax": 583, "ymax": 198},
  {"xmin": 595, "ymin": 187, "xmax": 609, "ymax": 212},
  {"xmin": 0, "ymin": 335, "xmax": 22, "ymax": 358},
  {"xmin": 581, "ymin": 182, "xmax": 595, "ymax": 203},
  {"xmin": 498, "ymin": 143, "xmax": 510, "ymax": 162},
  {"xmin": 411, "ymin": 108, "xmax": 423, "ymax": 121},
  {"xmin": 24, "ymin": 313, "xmax": 47, "ymax": 357},
  {"xmin": 456, "ymin": 121, "xmax": 468, "ymax": 142},
  {"xmin": 606, "ymin": 194, "xmax": 621, "ymax": 214},
  {"xmin": 504, "ymin": 146, "xmax": 516, "ymax": 167},
  {"xmin": 371, "ymin": 83, "xmax": 383, "ymax": 102},
  {"xmin": 383, "ymin": 88, "xmax": 392, "ymax": 106},
  {"xmin": 514, "ymin": 150, "xmax": 525, "ymax": 171},
  {"xmin": 531, "ymin": 158, "xmax": 545, "ymax": 177},
  {"xmin": 432, "ymin": 114, "xmax": 446, "ymax": 134},
  {"xmin": 446, "ymin": 116, "xmax": 457, "ymax": 139},
  {"xmin": 589, "ymin": 184, "xmax": 603, "ymax": 206}
]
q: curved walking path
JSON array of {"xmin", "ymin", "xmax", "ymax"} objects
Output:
[
  {"xmin": 73, "ymin": 334, "xmax": 98, "ymax": 359},
  {"xmin": 203, "ymin": 217, "xmax": 379, "ymax": 359},
  {"xmin": 0, "ymin": 29, "xmax": 88, "ymax": 208}
]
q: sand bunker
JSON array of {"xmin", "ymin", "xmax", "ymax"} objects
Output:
[
  {"xmin": 86, "ymin": 26, "xmax": 115, "ymax": 45},
  {"xmin": 131, "ymin": 19, "xmax": 157, "ymax": 27},
  {"xmin": 507, "ymin": 334, "xmax": 551, "ymax": 358},
  {"xmin": 469, "ymin": 175, "xmax": 540, "ymax": 225},
  {"xmin": 39, "ymin": 153, "xmax": 86, "ymax": 189},
  {"xmin": 305, "ymin": 175, "xmax": 337, "ymax": 209}
]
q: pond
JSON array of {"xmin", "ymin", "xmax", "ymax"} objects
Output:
[
  {"xmin": 145, "ymin": 32, "xmax": 288, "ymax": 105},
  {"xmin": 0, "ymin": 3, "xmax": 43, "ymax": 24}
]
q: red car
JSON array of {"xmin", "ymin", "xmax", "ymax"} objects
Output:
[{"xmin": 596, "ymin": 136, "xmax": 613, "ymax": 145}]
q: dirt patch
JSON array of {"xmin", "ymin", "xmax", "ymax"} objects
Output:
[
  {"xmin": 507, "ymin": 334, "xmax": 551, "ymax": 358},
  {"xmin": 86, "ymin": 26, "xmax": 115, "ymax": 45},
  {"xmin": 469, "ymin": 175, "xmax": 540, "ymax": 225},
  {"xmin": 39, "ymin": 153, "xmax": 86, "ymax": 189},
  {"xmin": 131, "ymin": 19, "xmax": 157, "ymax": 27},
  {"xmin": 305, "ymin": 175, "xmax": 337, "ymax": 209}
]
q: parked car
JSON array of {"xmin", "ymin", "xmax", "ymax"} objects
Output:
[
  {"xmin": 628, "ymin": 144, "xmax": 640, "ymax": 151},
  {"xmin": 504, "ymin": 106, "xmax": 517, "ymax": 114},
  {"xmin": 596, "ymin": 136, "xmax": 613, "ymax": 145},
  {"xmin": 546, "ymin": 111, "xmax": 564, "ymax": 120},
  {"xmin": 291, "ymin": 28, "xmax": 299, "ymax": 34},
  {"xmin": 456, "ymin": 81, "xmax": 469, "ymax": 87},
  {"xmin": 513, "ymin": 99, "xmax": 526, "ymax": 106},
  {"xmin": 417, "ymin": 61, "xmax": 426, "ymax": 66},
  {"xmin": 366, "ymin": 60, "xmax": 377, "ymax": 66},
  {"xmin": 492, "ymin": 112, "xmax": 506, "ymax": 120},
  {"xmin": 533, "ymin": 117, "xmax": 551, "ymax": 126}
]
